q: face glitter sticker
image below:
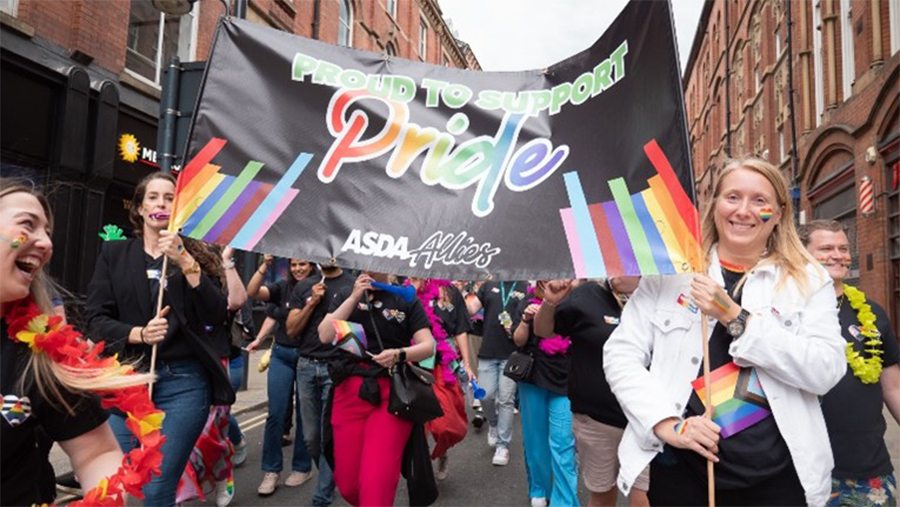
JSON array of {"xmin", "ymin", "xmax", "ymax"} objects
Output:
[
  {"xmin": 10, "ymin": 233, "xmax": 26, "ymax": 249},
  {"xmin": 759, "ymin": 207, "xmax": 774, "ymax": 222}
]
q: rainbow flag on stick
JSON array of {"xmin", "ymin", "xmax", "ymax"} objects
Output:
[
  {"xmin": 691, "ymin": 362, "xmax": 771, "ymax": 439},
  {"xmin": 332, "ymin": 320, "xmax": 367, "ymax": 357}
]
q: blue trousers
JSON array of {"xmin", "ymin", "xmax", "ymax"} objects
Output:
[
  {"xmin": 261, "ymin": 343, "xmax": 311, "ymax": 473},
  {"xmin": 478, "ymin": 358, "xmax": 517, "ymax": 448},
  {"xmin": 518, "ymin": 381, "xmax": 578, "ymax": 506},
  {"xmin": 297, "ymin": 356, "xmax": 336, "ymax": 506},
  {"xmin": 227, "ymin": 355, "xmax": 244, "ymax": 445},
  {"xmin": 109, "ymin": 359, "xmax": 211, "ymax": 507}
]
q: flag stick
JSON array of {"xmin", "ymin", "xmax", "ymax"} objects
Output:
[
  {"xmin": 148, "ymin": 170, "xmax": 190, "ymax": 398},
  {"xmin": 700, "ymin": 314, "xmax": 715, "ymax": 506}
]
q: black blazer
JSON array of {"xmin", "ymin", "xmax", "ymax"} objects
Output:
[{"xmin": 85, "ymin": 238, "xmax": 235, "ymax": 405}]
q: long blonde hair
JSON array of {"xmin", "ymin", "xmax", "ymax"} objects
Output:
[
  {"xmin": 700, "ymin": 158, "xmax": 820, "ymax": 293},
  {"xmin": 1, "ymin": 177, "xmax": 153, "ymax": 414}
]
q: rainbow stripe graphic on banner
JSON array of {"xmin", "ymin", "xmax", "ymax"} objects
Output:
[
  {"xmin": 172, "ymin": 138, "xmax": 312, "ymax": 251},
  {"xmin": 691, "ymin": 362, "xmax": 771, "ymax": 439},
  {"xmin": 559, "ymin": 139, "xmax": 701, "ymax": 278},
  {"xmin": 332, "ymin": 320, "xmax": 368, "ymax": 357}
]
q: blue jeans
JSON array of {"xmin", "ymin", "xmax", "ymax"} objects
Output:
[
  {"xmin": 228, "ymin": 355, "xmax": 244, "ymax": 445},
  {"xmin": 297, "ymin": 356, "xmax": 336, "ymax": 506},
  {"xmin": 109, "ymin": 359, "xmax": 211, "ymax": 507},
  {"xmin": 477, "ymin": 358, "xmax": 516, "ymax": 448},
  {"xmin": 518, "ymin": 382, "xmax": 578, "ymax": 506},
  {"xmin": 262, "ymin": 343, "xmax": 312, "ymax": 473}
]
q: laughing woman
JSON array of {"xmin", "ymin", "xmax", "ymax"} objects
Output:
[
  {"xmin": 604, "ymin": 158, "xmax": 846, "ymax": 506},
  {"xmin": 0, "ymin": 178, "xmax": 151, "ymax": 505},
  {"xmin": 86, "ymin": 171, "xmax": 234, "ymax": 506}
]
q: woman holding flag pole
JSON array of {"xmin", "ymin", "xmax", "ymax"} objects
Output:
[
  {"xmin": 86, "ymin": 171, "xmax": 234, "ymax": 506},
  {"xmin": 603, "ymin": 157, "xmax": 845, "ymax": 506}
]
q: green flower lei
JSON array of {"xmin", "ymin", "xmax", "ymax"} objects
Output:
[{"xmin": 843, "ymin": 284, "xmax": 883, "ymax": 384}]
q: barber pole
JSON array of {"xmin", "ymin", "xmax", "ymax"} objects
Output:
[{"xmin": 859, "ymin": 176, "xmax": 875, "ymax": 216}]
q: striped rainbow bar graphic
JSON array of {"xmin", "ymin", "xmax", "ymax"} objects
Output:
[
  {"xmin": 173, "ymin": 138, "xmax": 312, "ymax": 251},
  {"xmin": 559, "ymin": 139, "xmax": 702, "ymax": 278},
  {"xmin": 691, "ymin": 362, "xmax": 771, "ymax": 439}
]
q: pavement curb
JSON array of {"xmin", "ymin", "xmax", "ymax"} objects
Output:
[{"xmin": 233, "ymin": 400, "xmax": 268, "ymax": 417}]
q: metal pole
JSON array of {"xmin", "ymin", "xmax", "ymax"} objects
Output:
[
  {"xmin": 786, "ymin": 0, "xmax": 801, "ymax": 216},
  {"xmin": 159, "ymin": 55, "xmax": 181, "ymax": 172}
]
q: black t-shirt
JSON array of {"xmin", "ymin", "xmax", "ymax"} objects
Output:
[
  {"xmin": 477, "ymin": 281, "xmax": 528, "ymax": 359},
  {"xmin": 289, "ymin": 272, "xmax": 355, "ymax": 358},
  {"xmin": 822, "ymin": 296, "xmax": 899, "ymax": 478},
  {"xmin": 146, "ymin": 254, "xmax": 192, "ymax": 361},
  {"xmin": 677, "ymin": 267, "xmax": 791, "ymax": 489},
  {"xmin": 1, "ymin": 320, "xmax": 108, "ymax": 506},
  {"xmin": 512, "ymin": 297, "xmax": 569, "ymax": 396},
  {"xmin": 329, "ymin": 287, "xmax": 431, "ymax": 352},
  {"xmin": 265, "ymin": 279, "xmax": 300, "ymax": 347},
  {"xmin": 430, "ymin": 285, "xmax": 472, "ymax": 339},
  {"xmin": 553, "ymin": 281, "xmax": 627, "ymax": 427}
]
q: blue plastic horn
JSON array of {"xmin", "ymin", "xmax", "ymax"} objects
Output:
[
  {"xmin": 370, "ymin": 281, "xmax": 417, "ymax": 302},
  {"xmin": 470, "ymin": 379, "xmax": 486, "ymax": 400}
]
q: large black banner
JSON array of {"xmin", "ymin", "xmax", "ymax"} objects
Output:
[{"xmin": 182, "ymin": 0, "xmax": 700, "ymax": 280}]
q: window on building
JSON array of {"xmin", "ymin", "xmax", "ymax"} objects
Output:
[
  {"xmin": 887, "ymin": 160, "xmax": 899, "ymax": 331},
  {"xmin": 419, "ymin": 16, "xmax": 428, "ymax": 59},
  {"xmin": 891, "ymin": 0, "xmax": 900, "ymax": 55},
  {"xmin": 755, "ymin": 66, "xmax": 761, "ymax": 94},
  {"xmin": 386, "ymin": 0, "xmax": 396, "ymax": 18},
  {"xmin": 385, "ymin": 42, "xmax": 396, "ymax": 57},
  {"xmin": 839, "ymin": 0, "xmax": 854, "ymax": 101},
  {"xmin": 775, "ymin": 26, "xmax": 781, "ymax": 56},
  {"xmin": 813, "ymin": 184, "xmax": 859, "ymax": 281},
  {"xmin": 813, "ymin": 1, "xmax": 825, "ymax": 126},
  {"xmin": 125, "ymin": 0, "xmax": 196, "ymax": 86},
  {"xmin": 0, "ymin": 0, "xmax": 17, "ymax": 15},
  {"xmin": 778, "ymin": 127, "xmax": 785, "ymax": 162},
  {"xmin": 338, "ymin": 0, "xmax": 353, "ymax": 47}
]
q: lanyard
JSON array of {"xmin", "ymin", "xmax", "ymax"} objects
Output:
[{"xmin": 499, "ymin": 282, "xmax": 515, "ymax": 309}]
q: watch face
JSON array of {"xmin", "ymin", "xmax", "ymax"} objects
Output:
[{"xmin": 727, "ymin": 320, "xmax": 745, "ymax": 337}]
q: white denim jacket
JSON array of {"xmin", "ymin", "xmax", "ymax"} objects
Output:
[{"xmin": 604, "ymin": 249, "xmax": 845, "ymax": 506}]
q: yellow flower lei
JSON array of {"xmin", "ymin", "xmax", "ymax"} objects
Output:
[{"xmin": 842, "ymin": 284, "xmax": 883, "ymax": 384}]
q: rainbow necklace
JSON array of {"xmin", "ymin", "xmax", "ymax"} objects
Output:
[{"xmin": 842, "ymin": 284, "xmax": 884, "ymax": 384}]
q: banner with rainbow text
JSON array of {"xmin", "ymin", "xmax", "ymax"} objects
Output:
[{"xmin": 181, "ymin": 0, "xmax": 699, "ymax": 280}]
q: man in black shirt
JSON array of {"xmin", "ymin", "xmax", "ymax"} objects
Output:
[
  {"xmin": 467, "ymin": 280, "xmax": 528, "ymax": 466},
  {"xmin": 800, "ymin": 220, "xmax": 900, "ymax": 505},
  {"xmin": 287, "ymin": 263, "xmax": 354, "ymax": 507}
]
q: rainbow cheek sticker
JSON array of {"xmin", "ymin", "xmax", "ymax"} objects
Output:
[
  {"xmin": 759, "ymin": 207, "xmax": 774, "ymax": 222},
  {"xmin": 10, "ymin": 233, "xmax": 27, "ymax": 249}
]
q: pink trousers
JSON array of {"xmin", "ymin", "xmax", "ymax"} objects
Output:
[{"xmin": 331, "ymin": 376, "xmax": 413, "ymax": 506}]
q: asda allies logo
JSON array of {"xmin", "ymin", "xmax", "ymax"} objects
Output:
[{"xmin": 341, "ymin": 229, "xmax": 500, "ymax": 269}]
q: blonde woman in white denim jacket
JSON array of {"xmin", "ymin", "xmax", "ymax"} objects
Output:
[{"xmin": 604, "ymin": 158, "xmax": 845, "ymax": 506}]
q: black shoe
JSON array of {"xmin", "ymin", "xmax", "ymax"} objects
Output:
[{"xmin": 472, "ymin": 414, "xmax": 485, "ymax": 429}]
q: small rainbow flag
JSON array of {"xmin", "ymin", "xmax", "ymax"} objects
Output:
[
  {"xmin": 691, "ymin": 362, "xmax": 771, "ymax": 439},
  {"xmin": 332, "ymin": 320, "xmax": 367, "ymax": 357}
]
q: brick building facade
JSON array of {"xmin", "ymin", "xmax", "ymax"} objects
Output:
[
  {"xmin": 0, "ymin": 0, "xmax": 479, "ymax": 294},
  {"xmin": 683, "ymin": 0, "xmax": 899, "ymax": 336}
]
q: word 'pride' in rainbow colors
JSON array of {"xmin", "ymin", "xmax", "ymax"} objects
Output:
[
  {"xmin": 173, "ymin": 139, "xmax": 311, "ymax": 251},
  {"xmin": 559, "ymin": 139, "xmax": 702, "ymax": 278}
]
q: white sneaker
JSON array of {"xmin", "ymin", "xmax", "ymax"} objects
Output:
[
  {"xmin": 487, "ymin": 426, "xmax": 498, "ymax": 447},
  {"xmin": 216, "ymin": 478, "xmax": 234, "ymax": 507},
  {"xmin": 257, "ymin": 472, "xmax": 279, "ymax": 496},
  {"xmin": 284, "ymin": 470, "xmax": 313, "ymax": 487},
  {"xmin": 435, "ymin": 455, "xmax": 449, "ymax": 481},
  {"xmin": 530, "ymin": 498, "xmax": 548, "ymax": 507},
  {"xmin": 232, "ymin": 438, "xmax": 247, "ymax": 467},
  {"xmin": 491, "ymin": 446, "xmax": 510, "ymax": 466}
]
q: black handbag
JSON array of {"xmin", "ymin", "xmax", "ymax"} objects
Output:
[
  {"xmin": 367, "ymin": 297, "xmax": 444, "ymax": 424},
  {"xmin": 503, "ymin": 350, "xmax": 534, "ymax": 382}
]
